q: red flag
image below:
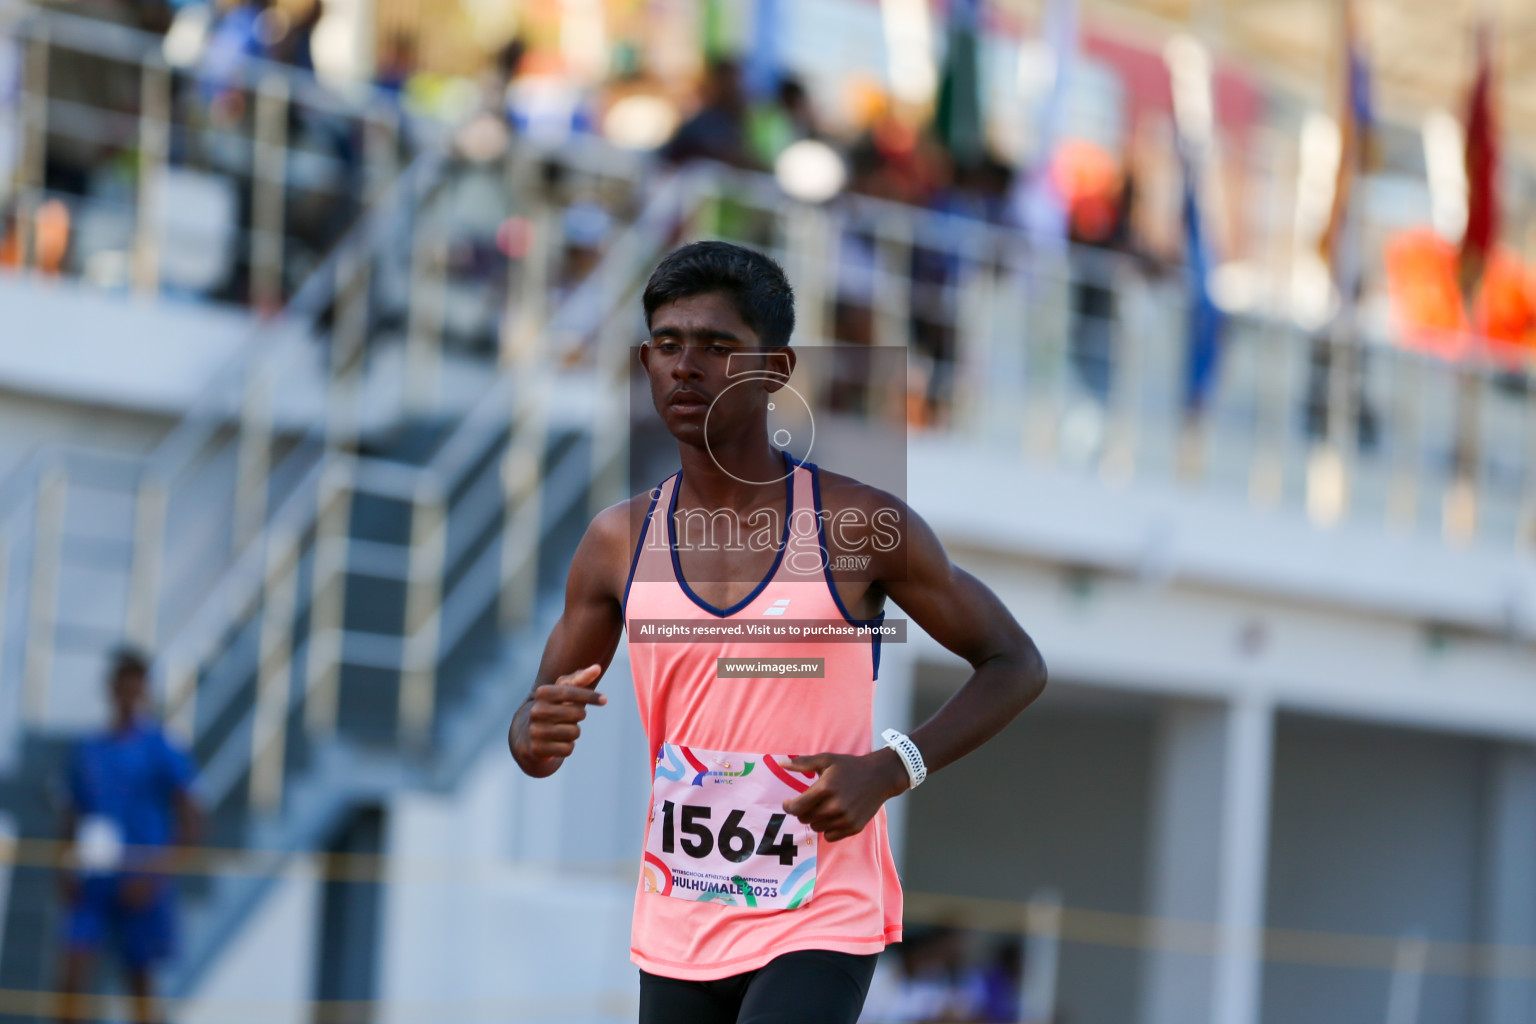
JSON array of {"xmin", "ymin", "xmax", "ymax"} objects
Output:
[{"xmin": 1460, "ymin": 23, "xmax": 1497, "ymax": 292}]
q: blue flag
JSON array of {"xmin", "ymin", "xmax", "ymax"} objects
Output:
[
  {"xmin": 745, "ymin": 0, "xmax": 782, "ymax": 99},
  {"xmin": 1181, "ymin": 144, "xmax": 1224, "ymax": 412}
]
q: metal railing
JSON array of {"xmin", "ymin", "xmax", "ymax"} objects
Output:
[
  {"xmin": 0, "ymin": 1, "xmax": 414, "ymax": 307},
  {"xmin": 0, "ymin": 140, "xmax": 434, "ymax": 757},
  {"xmin": 0, "ymin": 124, "xmax": 678, "ymax": 815},
  {"xmin": 681, "ymin": 167, "xmax": 1536, "ymax": 557},
  {"xmin": 0, "ymin": 128, "xmax": 684, "ymax": 1002}
]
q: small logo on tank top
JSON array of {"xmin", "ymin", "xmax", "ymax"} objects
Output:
[{"xmin": 763, "ymin": 599, "xmax": 791, "ymax": 616}]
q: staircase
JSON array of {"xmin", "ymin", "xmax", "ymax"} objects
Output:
[{"xmin": 0, "ymin": 98, "xmax": 689, "ymax": 1012}]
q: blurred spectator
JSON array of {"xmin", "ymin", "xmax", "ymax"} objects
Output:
[
  {"xmin": 746, "ymin": 75, "xmax": 817, "ymax": 167},
  {"xmin": 1066, "ymin": 149, "xmax": 1134, "ymax": 405},
  {"xmin": 55, "ymin": 648, "xmax": 201, "ymax": 1024},
  {"xmin": 831, "ymin": 144, "xmax": 889, "ymax": 348},
  {"xmin": 492, "ymin": 36, "xmax": 528, "ymax": 108},
  {"xmin": 199, "ymin": 0, "xmax": 273, "ymax": 111},
  {"xmin": 0, "ymin": 204, "xmax": 20, "ymax": 269},
  {"xmin": 860, "ymin": 926, "xmax": 973, "ymax": 1023},
  {"xmin": 1303, "ymin": 289, "xmax": 1380, "ymax": 451},
  {"xmin": 959, "ymin": 939, "xmax": 1027, "ymax": 1023},
  {"xmin": 33, "ymin": 197, "xmax": 71, "ymax": 275},
  {"xmin": 35, "ymin": 1, "xmax": 141, "ymax": 200},
  {"xmin": 506, "ymin": 48, "xmax": 596, "ymax": 147},
  {"xmin": 269, "ymin": 0, "xmax": 322, "ymax": 72},
  {"xmin": 376, "ymin": 31, "xmax": 416, "ymax": 95},
  {"xmin": 660, "ymin": 58, "xmax": 748, "ymax": 167}
]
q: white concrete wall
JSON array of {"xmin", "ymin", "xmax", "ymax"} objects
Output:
[
  {"xmin": 903, "ymin": 674, "xmax": 1155, "ymax": 1024},
  {"xmin": 0, "ymin": 389, "xmax": 172, "ymax": 482},
  {"xmin": 179, "ymin": 863, "xmax": 321, "ymax": 1024},
  {"xmin": 0, "ymin": 272, "xmax": 252, "ymax": 428},
  {"xmin": 915, "ymin": 551, "xmax": 1536, "ymax": 746},
  {"xmin": 376, "ymin": 645, "xmax": 649, "ymax": 1024},
  {"xmin": 1263, "ymin": 716, "xmax": 1487, "ymax": 1024},
  {"xmin": 1477, "ymin": 749, "xmax": 1536, "ymax": 1024},
  {"xmin": 908, "ymin": 441, "xmax": 1536, "ymax": 648}
]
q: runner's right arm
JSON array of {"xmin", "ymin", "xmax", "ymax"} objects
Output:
[{"xmin": 508, "ymin": 500, "xmax": 633, "ymax": 778}]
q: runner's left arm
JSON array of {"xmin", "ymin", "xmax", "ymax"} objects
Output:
[
  {"xmin": 784, "ymin": 503, "xmax": 1045, "ymax": 841},
  {"xmin": 876, "ymin": 504, "xmax": 1046, "ymax": 774}
]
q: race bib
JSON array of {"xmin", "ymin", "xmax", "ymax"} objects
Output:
[{"xmin": 642, "ymin": 743, "xmax": 819, "ymax": 910}]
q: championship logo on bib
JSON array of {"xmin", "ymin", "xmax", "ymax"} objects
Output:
[{"xmin": 643, "ymin": 743, "xmax": 819, "ymax": 910}]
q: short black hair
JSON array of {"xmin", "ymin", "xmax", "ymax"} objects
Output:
[
  {"xmin": 642, "ymin": 241, "xmax": 795, "ymax": 348},
  {"xmin": 109, "ymin": 645, "xmax": 149, "ymax": 681}
]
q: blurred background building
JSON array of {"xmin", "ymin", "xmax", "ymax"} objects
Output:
[{"xmin": 0, "ymin": 0, "xmax": 1534, "ymax": 1021}]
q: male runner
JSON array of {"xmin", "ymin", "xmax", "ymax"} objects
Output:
[{"xmin": 509, "ymin": 240, "xmax": 1046, "ymax": 1024}]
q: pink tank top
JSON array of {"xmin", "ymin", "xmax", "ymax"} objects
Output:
[{"xmin": 623, "ymin": 460, "xmax": 904, "ymax": 980}]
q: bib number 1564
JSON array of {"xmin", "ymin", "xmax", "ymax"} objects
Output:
[{"xmin": 658, "ymin": 801, "xmax": 799, "ymax": 866}]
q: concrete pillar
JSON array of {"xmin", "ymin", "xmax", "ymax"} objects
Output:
[
  {"xmin": 1212, "ymin": 696, "xmax": 1274, "ymax": 1024},
  {"xmin": 1142, "ymin": 701, "xmax": 1225, "ymax": 1024},
  {"xmin": 0, "ymin": 814, "xmax": 11, "ymax": 970},
  {"xmin": 1477, "ymin": 746, "xmax": 1536, "ymax": 1024},
  {"xmin": 1140, "ymin": 697, "xmax": 1274, "ymax": 1024}
]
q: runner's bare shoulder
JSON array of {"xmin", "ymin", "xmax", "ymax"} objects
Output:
[
  {"xmin": 577, "ymin": 490, "xmax": 663, "ymax": 601},
  {"xmin": 809, "ymin": 467, "xmax": 911, "ymax": 576}
]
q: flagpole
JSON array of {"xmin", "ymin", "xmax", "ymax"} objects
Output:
[
  {"xmin": 1165, "ymin": 34, "xmax": 1223, "ymax": 482},
  {"xmin": 1447, "ymin": 18, "xmax": 1497, "ymax": 545},
  {"xmin": 1307, "ymin": 0, "xmax": 1370, "ymax": 528}
]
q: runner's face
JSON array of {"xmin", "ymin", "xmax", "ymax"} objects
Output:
[{"xmin": 641, "ymin": 292, "xmax": 786, "ymax": 447}]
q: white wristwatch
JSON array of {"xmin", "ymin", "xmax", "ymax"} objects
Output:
[{"xmin": 881, "ymin": 728, "xmax": 927, "ymax": 790}]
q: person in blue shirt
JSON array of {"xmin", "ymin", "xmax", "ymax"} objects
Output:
[{"xmin": 56, "ymin": 648, "xmax": 202, "ymax": 1024}]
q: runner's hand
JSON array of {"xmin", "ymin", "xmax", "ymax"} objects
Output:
[
  {"xmin": 521, "ymin": 665, "xmax": 606, "ymax": 762},
  {"xmin": 781, "ymin": 750, "xmax": 910, "ymax": 842}
]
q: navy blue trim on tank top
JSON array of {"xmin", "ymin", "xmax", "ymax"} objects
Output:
[
  {"xmin": 807, "ymin": 461, "xmax": 887, "ymax": 681},
  {"xmin": 621, "ymin": 479, "xmax": 668, "ymax": 620},
  {"xmin": 667, "ymin": 452, "xmax": 796, "ymax": 618}
]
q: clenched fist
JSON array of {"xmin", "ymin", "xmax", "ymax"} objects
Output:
[
  {"xmin": 516, "ymin": 664, "xmax": 606, "ymax": 764},
  {"xmin": 781, "ymin": 749, "xmax": 911, "ymax": 842}
]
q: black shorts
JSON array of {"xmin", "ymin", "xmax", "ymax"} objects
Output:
[{"xmin": 639, "ymin": 949, "xmax": 879, "ymax": 1024}]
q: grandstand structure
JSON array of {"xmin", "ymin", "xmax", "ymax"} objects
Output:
[{"xmin": 0, "ymin": 6, "xmax": 1534, "ymax": 1024}]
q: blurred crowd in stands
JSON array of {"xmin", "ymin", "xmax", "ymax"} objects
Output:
[
  {"xmin": 3, "ymin": 0, "xmax": 1155, "ymax": 321},
  {"xmin": 7, "ymin": 0, "xmax": 1532, "ymax": 438},
  {"xmin": 1, "ymin": 0, "xmax": 398, "ymax": 304}
]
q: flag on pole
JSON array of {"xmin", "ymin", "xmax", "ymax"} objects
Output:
[
  {"xmin": 744, "ymin": 0, "xmax": 782, "ymax": 99},
  {"xmin": 1459, "ymin": 22, "xmax": 1497, "ymax": 295},
  {"xmin": 1180, "ymin": 140, "xmax": 1223, "ymax": 412},
  {"xmin": 1163, "ymin": 35, "xmax": 1224, "ymax": 411},
  {"xmin": 1319, "ymin": 0, "xmax": 1375, "ymax": 294},
  {"xmin": 935, "ymin": 0, "xmax": 985, "ymax": 169}
]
